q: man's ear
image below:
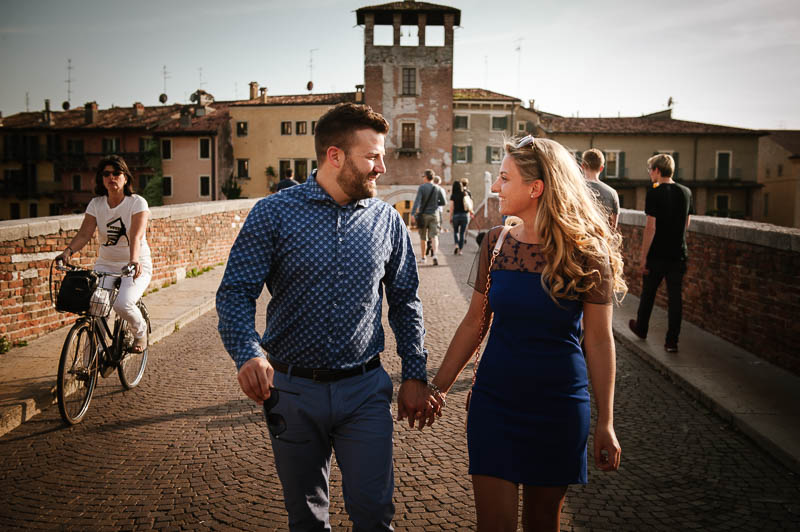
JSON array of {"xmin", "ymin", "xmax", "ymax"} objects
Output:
[
  {"xmin": 531, "ymin": 179, "xmax": 544, "ymax": 199},
  {"xmin": 326, "ymin": 146, "xmax": 345, "ymax": 169}
]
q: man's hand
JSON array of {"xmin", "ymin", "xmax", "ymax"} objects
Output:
[
  {"xmin": 397, "ymin": 379, "xmax": 437, "ymax": 430},
  {"xmin": 237, "ymin": 357, "xmax": 274, "ymax": 402}
]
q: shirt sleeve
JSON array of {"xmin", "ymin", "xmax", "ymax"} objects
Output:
[
  {"xmin": 85, "ymin": 197, "xmax": 98, "ymax": 218},
  {"xmin": 612, "ymin": 190, "xmax": 620, "ymax": 215},
  {"xmin": 411, "ymin": 186, "xmax": 423, "ymax": 215},
  {"xmin": 582, "ymin": 253, "xmax": 613, "ymax": 305},
  {"xmin": 216, "ymin": 198, "xmax": 274, "ymax": 370},
  {"xmin": 469, "ymin": 226, "xmax": 501, "ymax": 293},
  {"xmin": 382, "ymin": 210, "xmax": 428, "ymax": 382},
  {"xmin": 131, "ymin": 195, "xmax": 150, "ymax": 215},
  {"xmin": 644, "ymin": 187, "xmax": 656, "ymax": 217}
]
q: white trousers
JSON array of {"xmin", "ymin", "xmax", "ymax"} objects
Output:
[{"xmin": 96, "ymin": 260, "xmax": 152, "ymax": 339}]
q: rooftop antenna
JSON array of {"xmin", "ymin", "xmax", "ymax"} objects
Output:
[
  {"xmin": 65, "ymin": 58, "xmax": 74, "ymax": 105},
  {"xmin": 484, "ymin": 56, "xmax": 488, "ymax": 88},
  {"xmin": 159, "ymin": 65, "xmax": 170, "ymax": 104},
  {"xmin": 234, "ymin": 81, "xmax": 238, "ymax": 100},
  {"xmin": 667, "ymin": 96, "xmax": 676, "ymax": 108},
  {"xmin": 198, "ymin": 67, "xmax": 207, "ymax": 89},
  {"xmin": 308, "ymin": 48, "xmax": 318, "ymax": 93},
  {"xmin": 514, "ymin": 37, "xmax": 523, "ymax": 97},
  {"xmin": 25, "ymin": 92, "xmax": 29, "ymax": 112}
]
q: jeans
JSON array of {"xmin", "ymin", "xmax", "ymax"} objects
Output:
[
  {"xmin": 635, "ymin": 258, "xmax": 687, "ymax": 344},
  {"xmin": 452, "ymin": 213, "xmax": 469, "ymax": 250},
  {"xmin": 269, "ymin": 365, "xmax": 395, "ymax": 531}
]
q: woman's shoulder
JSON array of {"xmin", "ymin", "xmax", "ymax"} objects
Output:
[{"xmin": 129, "ymin": 194, "xmax": 149, "ymax": 208}]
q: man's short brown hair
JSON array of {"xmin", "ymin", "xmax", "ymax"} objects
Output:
[
  {"xmin": 314, "ymin": 103, "xmax": 389, "ymax": 166},
  {"xmin": 581, "ymin": 149, "xmax": 604, "ymax": 171},
  {"xmin": 647, "ymin": 153, "xmax": 675, "ymax": 178}
]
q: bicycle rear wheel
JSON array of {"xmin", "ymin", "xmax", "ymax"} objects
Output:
[
  {"xmin": 57, "ymin": 322, "xmax": 98, "ymax": 425},
  {"xmin": 118, "ymin": 300, "xmax": 150, "ymax": 389}
]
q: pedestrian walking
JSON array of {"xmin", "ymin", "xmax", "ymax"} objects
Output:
[
  {"xmin": 411, "ymin": 169, "xmax": 446, "ymax": 265},
  {"xmin": 449, "ymin": 180, "xmax": 472, "ymax": 255},
  {"xmin": 581, "ymin": 148, "xmax": 620, "ymax": 229}
]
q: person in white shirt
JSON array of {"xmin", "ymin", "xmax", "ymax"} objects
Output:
[{"xmin": 57, "ymin": 155, "xmax": 152, "ymax": 352}]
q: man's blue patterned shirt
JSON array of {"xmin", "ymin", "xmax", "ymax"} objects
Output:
[{"xmin": 216, "ymin": 173, "xmax": 428, "ymax": 382}]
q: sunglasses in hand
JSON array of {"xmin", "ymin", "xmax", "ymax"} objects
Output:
[{"xmin": 262, "ymin": 387, "xmax": 310, "ymax": 444}]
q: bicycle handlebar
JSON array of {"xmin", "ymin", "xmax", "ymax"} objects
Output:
[{"xmin": 54, "ymin": 259, "xmax": 134, "ymax": 278}]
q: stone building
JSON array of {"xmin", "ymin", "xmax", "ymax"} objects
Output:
[{"xmin": 754, "ymin": 130, "xmax": 800, "ymax": 228}]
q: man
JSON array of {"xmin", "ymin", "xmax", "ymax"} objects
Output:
[
  {"xmin": 629, "ymin": 153, "xmax": 693, "ymax": 353},
  {"xmin": 581, "ymin": 148, "xmax": 620, "ymax": 228},
  {"xmin": 411, "ymin": 169, "xmax": 446, "ymax": 265},
  {"xmin": 217, "ymin": 103, "xmax": 438, "ymax": 531},
  {"xmin": 275, "ymin": 168, "xmax": 300, "ymax": 192}
]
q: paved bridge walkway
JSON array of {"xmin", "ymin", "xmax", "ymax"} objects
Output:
[{"xmin": 1, "ymin": 231, "xmax": 798, "ymax": 530}]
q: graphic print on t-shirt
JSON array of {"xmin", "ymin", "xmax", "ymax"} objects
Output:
[{"xmin": 104, "ymin": 217, "xmax": 129, "ymax": 247}]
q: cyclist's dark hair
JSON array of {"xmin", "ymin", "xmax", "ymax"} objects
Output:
[
  {"xmin": 95, "ymin": 155, "xmax": 135, "ymax": 196},
  {"xmin": 314, "ymin": 103, "xmax": 389, "ymax": 167}
]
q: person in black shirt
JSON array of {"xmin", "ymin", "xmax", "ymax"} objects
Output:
[
  {"xmin": 629, "ymin": 153, "xmax": 693, "ymax": 352},
  {"xmin": 275, "ymin": 168, "xmax": 300, "ymax": 192}
]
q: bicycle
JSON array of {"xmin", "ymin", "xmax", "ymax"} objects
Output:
[{"xmin": 49, "ymin": 260, "xmax": 151, "ymax": 425}]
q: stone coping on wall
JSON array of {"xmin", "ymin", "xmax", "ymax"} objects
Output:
[
  {"xmin": 0, "ymin": 198, "xmax": 262, "ymax": 242},
  {"xmin": 618, "ymin": 209, "xmax": 800, "ymax": 252}
]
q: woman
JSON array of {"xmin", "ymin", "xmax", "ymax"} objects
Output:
[
  {"xmin": 57, "ymin": 155, "xmax": 152, "ymax": 353},
  {"xmin": 429, "ymin": 136, "xmax": 626, "ymax": 531},
  {"xmin": 449, "ymin": 180, "xmax": 472, "ymax": 255}
]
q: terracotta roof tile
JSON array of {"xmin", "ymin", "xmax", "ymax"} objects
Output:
[
  {"xmin": 226, "ymin": 92, "xmax": 356, "ymax": 106},
  {"xmin": 540, "ymin": 115, "xmax": 761, "ymax": 136},
  {"xmin": 453, "ymin": 88, "xmax": 521, "ymax": 102}
]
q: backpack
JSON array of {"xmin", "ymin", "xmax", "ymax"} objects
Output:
[{"xmin": 463, "ymin": 193, "xmax": 474, "ymax": 212}]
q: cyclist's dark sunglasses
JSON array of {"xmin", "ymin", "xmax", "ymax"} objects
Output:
[
  {"xmin": 262, "ymin": 387, "xmax": 309, "ymax": 444},
  {"xmin": 102, "ymin": 170, "xmax": 124, "ymax": 177}
]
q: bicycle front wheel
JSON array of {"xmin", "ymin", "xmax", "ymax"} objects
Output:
[
  {"xmin": 118, "ymin": 300, "xmax": 150, "ymax": 389},
  {"xmin": 57, "ymin": 322, "xmax": 98, "ymax": 425}
]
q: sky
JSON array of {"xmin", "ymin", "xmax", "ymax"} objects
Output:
[{"xmin": 1, "ymin": 0, "xmax": 799, "ymax": 130}]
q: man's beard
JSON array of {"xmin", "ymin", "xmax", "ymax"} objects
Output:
[{"xmin": 337, "ymin": 157, "xmax": 378, "ymax": 201}]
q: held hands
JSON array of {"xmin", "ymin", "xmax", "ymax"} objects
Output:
[
  {"xmin": 238, "ymin": 357, "xmax": 275, "ymax": 402},
  {"xmin": 397, "ymin": 379, "xmax": 445, "ymax": 430},
  {"xmin": 594, "ymin": 423, "xmax": 621, "ymax": 472}
]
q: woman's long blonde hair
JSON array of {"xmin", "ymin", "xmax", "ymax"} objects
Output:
[{"xmin": 504, "ymin": 136, "xmax": 627, "ymax": 303}]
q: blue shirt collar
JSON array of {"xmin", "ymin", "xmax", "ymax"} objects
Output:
[{"xmin": 304, "ymin": 170, "xmax": 370, "ymax": 209}]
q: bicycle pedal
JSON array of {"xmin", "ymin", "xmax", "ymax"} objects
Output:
[{"xmin": 100, "ymin": 364, "xmax": 116, "ymax": 378}]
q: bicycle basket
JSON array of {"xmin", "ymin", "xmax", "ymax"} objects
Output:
[
  {"xmin": 88, "ymin": 286, "xmax": 118, "ymax": 317},
  {"xmin": 56, "ymin": 270, "xmax": 100, "ymax": 314}
]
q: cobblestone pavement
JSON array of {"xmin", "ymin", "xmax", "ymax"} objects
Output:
[{"xmin": 1, "ymin": 238, "xmax": 799, "ymax": 531}]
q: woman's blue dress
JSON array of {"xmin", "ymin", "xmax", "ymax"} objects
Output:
[{"xmin": 467, "ymin": 228, "xmax": 611, "ymax": 486}]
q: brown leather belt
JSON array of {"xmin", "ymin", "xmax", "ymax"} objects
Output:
[{"xmin": 268, "ymin": 355, "xmax": 381, "ymax": 382}]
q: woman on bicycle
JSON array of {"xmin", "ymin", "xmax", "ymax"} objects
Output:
[{"xmin": 57, "ymin": 155, "xmax": 152, "ymax": 353}]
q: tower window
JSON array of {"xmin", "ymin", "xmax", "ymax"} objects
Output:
[{"xmin": 402, "ymin": 68, "xmax": 416, "ymax": 96}]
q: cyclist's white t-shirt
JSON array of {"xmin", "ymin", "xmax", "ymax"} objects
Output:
[{"xmin": 86, "ymin": 194, "xmax": 152, "ymax": 270}]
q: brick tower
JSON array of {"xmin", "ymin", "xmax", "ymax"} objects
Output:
[{"xmin": 356, "ymin": 1, "xmax": 460, "ymax": 210}]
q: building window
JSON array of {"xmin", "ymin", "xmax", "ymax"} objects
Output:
[
  {"xmin": 281, "ymin": 121, "xmax": 292, "ymax": 135},
  {"xmin": 49, "ymin": 204, "xmax": 60, "ymax": 216},
  {"xmin": 517, "ymin": 121, "xmax": 527, "ymax": 133},
  {"xmin": 716, "ymin": 151, "xmax": 731, "ymax": 179},
  {"xmin": 296, "ymin": 121, "xmax": 307, "ymax": 135},
  {"xmin": 618, "ymin": 193, "xmax": 625, "ymax": 209},
  {"xmin": 401, "ymin": 123, "xmax": 416, "ymax": 149},
  {"xmin": 572, "ymin": 150, "xmax": 582, "ymax": 165},
  {"xmin": 139, "ymin": 137, "xmax": 156, "ymax": 153},
  {"xmin": 766, "ymin": 168, "xmax": 771, "ymax": 178},
  {"xmin": 161, "ymin": 139, "xmax": 172, "ymax": 160},
  {"xmin": 311, "ymin": 121, "xmax": 317, "ymax": 135},
  {"xmin": 200, "ymin": 175, "xmax": 210, "ymax": 197},
  {"xmin": 605, "ymin": 150, "xmax": 620, "ymax": 178},
  {"xmin": 491, "ymin": 116, "xmax": 508, "ymax": 131},
  {"xmin": 311, "ymin": 160, "xmax": 318, "ymax": 172},
  {"xmin": 199, "ymin": 138, "xmax": 211, "ymax": 159},
  {"xmin": 777, "ymin": 164, "xmax": 783, "ymax": 177},
  {"xmin": 454, "ymin": 145, "xmax": 471, "ymax": 164},
  {"xmin": 66, "ymin": 139, "xmax": 84, "ymax": 154},
  {"xmin": 486, "ymin": 146, "xmax": 502, "ymax": 164},
  {"xmin": 10, "ymin": 203, "xmax": 20, "ymax": 219},
  {"xmin": 279, "ymin": 160, "xmax": 291, "ymax": 180},
  {"xmin": 715, "ymin": 194, "xmax": 729, "ymax": 214},
  {"xmin": 162, "ymin": 176, "xmax": 173, "ymax": 197},
  {"xmin": 454, "ymin": 115, "xmax": 469, "ymax": 130},
  {"xmin": 237, "ymin": 159, "xmax": 249, "ymax": 178},
  {"xmin": 102, "ymin": 137, "xmax": 121, "ymax": 154},
  {"xmin": 295, "ymin": 160, "xmax": 308, "ymax": 182},
  {"xmin": 402, "ymin": 68, "xmax": 416, "ymax": 96},
  {"xmin": 139, "ymin": 174, "xmax": 152, "ymax": 190},
  {"xmin": 236, "ymin": 122, "xmax": 248, "ymax": 137},
  {"xmin": 72, "ymin": 174, "xmax": 81, "ymax": 192},
  {"xmin": 763, "ymin": 192, "xmax": 769, "ymax": 217},
  {"xmin": 29, "ymin": 203, "xmax": 38, "ymax": 217}
]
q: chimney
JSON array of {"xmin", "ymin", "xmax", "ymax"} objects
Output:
[
  {"xmin": 259, "ymin": 87, "xmax": 268, "ymax": 104},
  {"xmin": 43, "ymin": 99, "xmax": 54, "ymax": 126},
  {"xmin": 355, "ymin": 84, "xmax": 364, "ymax": 103},
  {"xmin": 528, "ymin": 99, "xmax": 535, "ymax": 110},
  {"xmin": 132, "ymin": 102, "xmax": 144, "ymax": 117},
  {"xmin": 84, "ymin": 101, "xmax": 98, "ymax": 124},
  {"xmin": 249, "ymin": 81, "xmax": 259, "ymax": 100},
  {"xmin": 180, "ymin": 107, "xmax": 192, "ymax": 128}
]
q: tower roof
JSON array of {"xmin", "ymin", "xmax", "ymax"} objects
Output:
[{"xmin": 356, "ymin": 2, "xmax": 460, "ymax": 26}]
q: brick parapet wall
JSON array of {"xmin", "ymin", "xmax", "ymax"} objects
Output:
[
  {"xmin": 0, "ymin": 199, "xmax": 259, "ymax": 345},
  {"xmin": 619, "ymin": 209, "xmax": 800, "ymax": 375}
]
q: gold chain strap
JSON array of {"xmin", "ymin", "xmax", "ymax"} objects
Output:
[{"xmin": 470, "ymin": 247, "xmax": 500, "ymax": 389}]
